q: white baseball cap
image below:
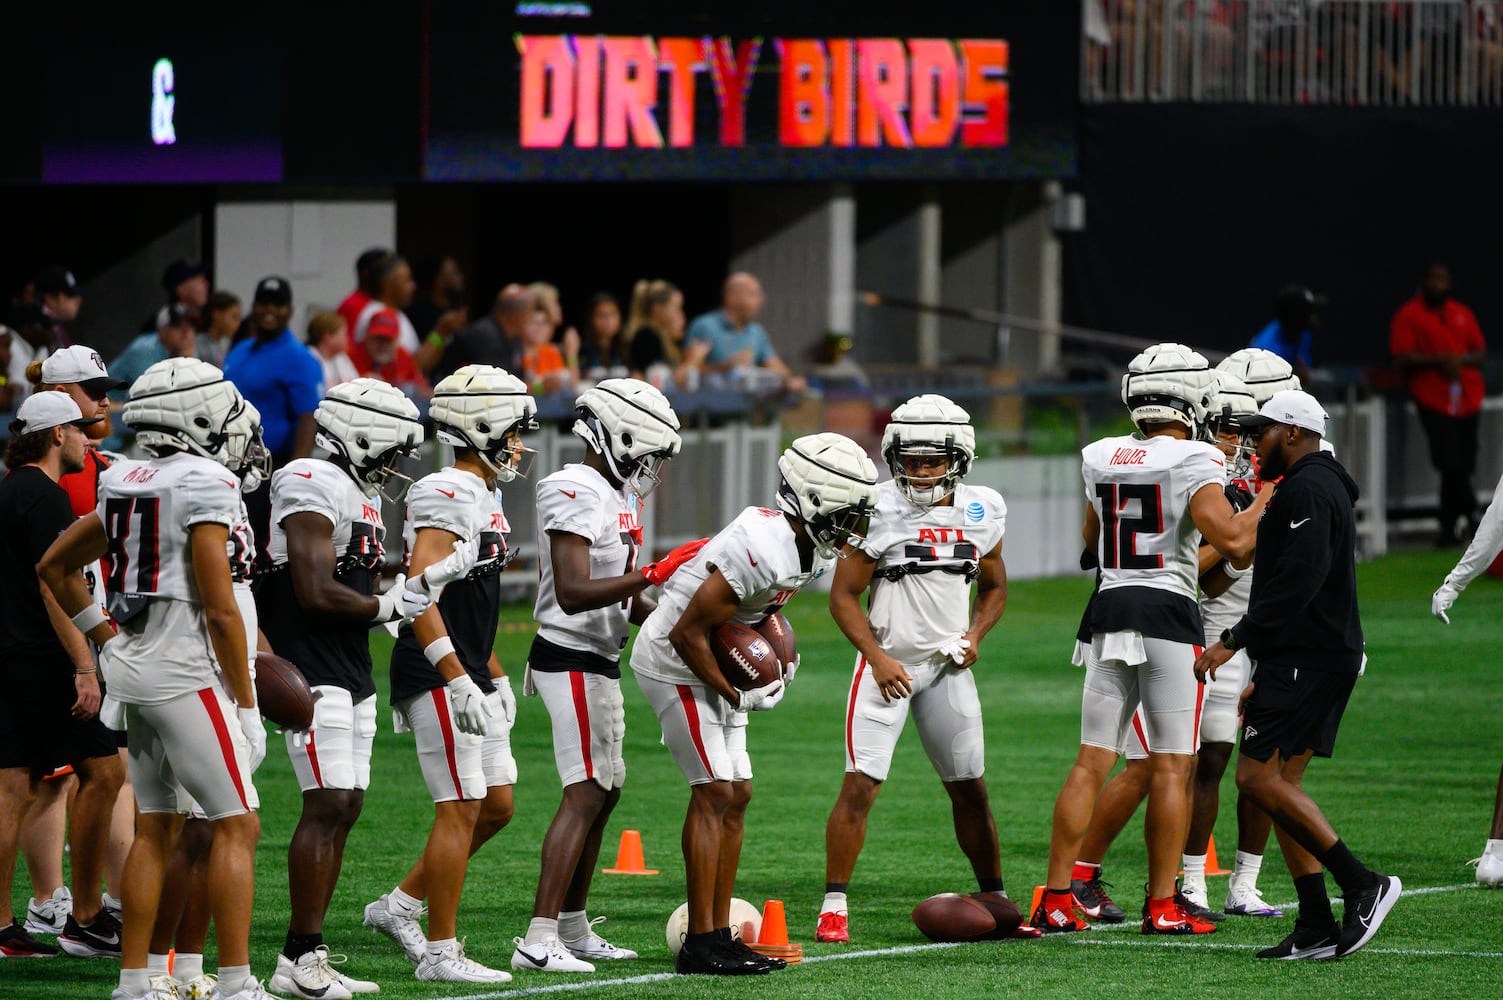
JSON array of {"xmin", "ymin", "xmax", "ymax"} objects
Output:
[
  {"xmin": 1240, "ymin": 389, "xmax": 1328, "ymax": 437},
  {"xmin": 10, "ymin": 390, "xmax": 102, "ymax": 436},
  {"xmin": 41, "ymin": 345, "xmax": 126, "ymax": 394}
]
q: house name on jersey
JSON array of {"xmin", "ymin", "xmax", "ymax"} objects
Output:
[
  {"xmin": 917, "ymin": 527, "xmax": 966, "ymax": 543},
  {"xmin": 123, "ymin": 466, "xmax": 160, "ymax": 484},
  {"xmin": 1110, "ymin": 447, "xmax": 1148, "ymax": 466}
]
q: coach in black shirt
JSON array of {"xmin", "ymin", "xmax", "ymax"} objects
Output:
[
  {"xmin": 1195, "ymin": 390, "xmax": 1397, "ymax": 961},
  {"xmin": 0, "ymin": 392, "xmax": 124, "ymax": 958}
]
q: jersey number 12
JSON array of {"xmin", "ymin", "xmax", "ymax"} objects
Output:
[{"xmin": 1094, "ymin": 483, "xmax": 1164, "ymax": 570}]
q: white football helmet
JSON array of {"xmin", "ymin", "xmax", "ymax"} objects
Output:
[
  {"xmin": 314, "ymin": 378, "xmax": 425, "ymax": 500},
  {"xmin": 776, "ymin": 432, "xmax": 880, "ymax": 559},
  {"xmin": 223, "ymin": 398, "xmax": 272, "ymax": 493},
  {"xmin": 123, "ymin": 357, "xmax": 246, "ymax": 468},
  {"xmin": 882, "ymin": 394, "xmax": 976, "ymax": 507},
  {"xmin": 1121, "ymin": 342, "xmax": 1217, "ymax": 438},
  {"xmin": 1217, "ymin": 348, "xmax": 1301, "ymax": 407},
  {"xmin": 429, "ymin": 365, "xmax": 538, "ymax": 483},
  {"xmin": 572, "ymin": 378, "xmax": 682, "ymax": 498},
  {"xmin": 1208, "ymin": 372, "xmax": 1259, "ymax": 476}
]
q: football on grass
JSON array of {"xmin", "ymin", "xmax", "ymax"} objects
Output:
[
  {"xmin": 911, "ymin": 893, "xmax": 997, "ymax": 942},
  {"xmin": 968, "ymin": 892, "xmax": 1025, "ymax": 938},
  {"xmin": 754, "ymin": 612, "xmax": 796, "ymax": 672},
  {"xmin": 711, "ymin": 623, "xmax": 781, "ymax": 691},
  {"xmin": 254, "ymin": 652, "xmax": 316, "ymax": 730}
]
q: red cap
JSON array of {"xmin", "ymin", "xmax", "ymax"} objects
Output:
[{"xmin": 367, "ymin": 309, "xmax": 401, "ymax": 340}]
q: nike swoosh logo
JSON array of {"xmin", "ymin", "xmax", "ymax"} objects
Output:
[
  {"xmin": 747, "ymin": 549, "xmax": 758, "ymax": 567},
  {"xmin": 293, "ymin": 471, "xmax": 313, "ymax": 479},
  {"xmin": 436, "ymin": 489, "xmax": 456, "ymax": 498},
  {"xmin": 296, "ymin": 984, "xmax": 331, "ymax": 998},
  {"xmin": 1289, "ymin": 942, "xmax": 1334, "ymax": 958},
  {"xmin": 516, "ymin": 948, "xmax": 549, "ymax": 968},
  {"xmin": 560, "ymin": 490, "xmax": 577, "ymax": 499},
  {"xmin": 221, "ymin": 480, "xmax": 238, "ymax": 489},
  {"xmin": 1154, "ymin": 915, "xmax": 1186, "ymax": 929},
  {"xmin": 1290, "ymin": 518, "xmax": 1311, "ymax": 529}
]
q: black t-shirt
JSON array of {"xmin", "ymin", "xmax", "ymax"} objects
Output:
[
  {"xmin": 389, "ymin": 554, "xmax": 505, "ymax": 705},
  {"xmin": 0, "ymin": 466, "xmax": 76, "ymax": 662},
  {"xmin": 1087, "ymin": 586, "xmax": 1203, "ymax": 646},
  {"xmin": 627, "ymin": 326, "xmax": 668, "ymax": 373},
  {"xmin": 435, "ymin": 316, "xmax": 522, "ymax": 382}
]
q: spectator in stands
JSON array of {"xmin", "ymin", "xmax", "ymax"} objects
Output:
[
  {"xmin": 196, "ymin": 290, "xmax": 243, "ymax": 369},
  {"xmin": 1250, "ymin": 283, "xmax": 1322, "ymax": 386},
  {"xmin": 351, "ymin": 308, "xmax": 429, "ymax": 399},
  {"xmin": 6, "ymin": 302, "xmax": 55, "ymax": 406},
  {"xmin": 0, "ymin": 330, "xmax": 14, "ymax": 412},
  {"xmin": 142, "ymin": 260, "xmax": 209, "ymax": 333},
  {"xmin": 1391, "ymin": 261, "xmax": 1488, "ymax": 546},
  {"xmin": 352, "ymin": 253, "xmax": 448, "ymax": 378},
  {"xmin": 307, "ymin": 311, "xmax": 358, "ymax": 389},
  {"xmin": 687, "ymin": 271, "xmax": 807, "ymax": 393},
  {"xmin": 434, "ymin": 283, "xmax": 530, "ymax": 381},
  {"xmin": 108, "ymin": 304, "xmax": 198, "ymax": 399},
  {"xmin": 519, "ymin": 304, "xmax": 575, "ymax": 395},
  {"xmin": 530, "ymin": 279, "xmax": 581, "ymax": 369},
  {"xmin": 622, "ymin": 279, "xmax": 705, "ymax": 391},
  {"xmin": 36, "ymin": 267, "xmax": 82, "ymax": 339},
  {"xmin": 578, "ymin": 291, "xmax": 625, "ymax": 378},
  {"xmin": 405, "ymin": 253, "xmax": 468, "ymax": 350},
  {"xmin": 337, "ymin": 246, "xmax": 393, "ymax": 337}
]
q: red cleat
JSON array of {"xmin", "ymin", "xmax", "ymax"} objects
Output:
[
  {"xmin": 815, "ymin": 911, "xmax": 850, "ymax": 943},
  {"xmin": 1141, "ymin": 898, "xmax": 1217, "ymax": 935},
  {"xmin": 1030, "ymin": 892, "xmax": 1089, "ymax": 934}
]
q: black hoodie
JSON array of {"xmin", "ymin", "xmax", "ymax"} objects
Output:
[{"xmin": 1230, "ymin": 451, "xmax": 1364, "ymax": 672}]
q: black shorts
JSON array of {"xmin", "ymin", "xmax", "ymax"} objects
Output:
[
  {"xmin": 1239, "ymin": 661, "xmax": 1357, "ymax": 762},
  {"xmin": 0, "ymin": 663, "xmax": 120, "ymax": 773}
]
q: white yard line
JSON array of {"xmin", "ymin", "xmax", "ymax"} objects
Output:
[{"xmin": 1266, "ymin": 881, "xmax": 1476, "ymax": 911}]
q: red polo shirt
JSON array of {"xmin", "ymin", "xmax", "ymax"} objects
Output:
[
  {"xmin": 1389, "ymin": 296, "xmax": 1486, "ymax": 416},
  {"xmin": 336, "ymin": 289, "xmax": 372, "ymax": 339}
]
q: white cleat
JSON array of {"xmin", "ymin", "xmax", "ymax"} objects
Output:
[
  {"xmin": 1224, "ymin": 878, "xmax": 1285, "ymax": 917},
  {"xmin": 510, "ymin": 935, "xmax": 596, "ymax": 973},
  {"xmin": 414, "ymin": 939, "xmax": 511, "ymax": 983},
  {"xmin": 1179, "ymin": 877, "xmax": 1211, "ymax": 912},
  {"xmin": 562, "ymin": 917, "xmax": 638, "ymax": 961},
  {"xmin": 111, "ymin": 975, "xmax": 181, "ymax": 1000},
  {"xmin": 25, "ymin": 887, "xmax": 72, "ymax": 935},
  {"xmin": 363, "ymin": 895, "xmax": 427, "ymax": 964},
  {"xmin": 102, "ymin": 892, "xmax": 124, "ymax": 923},
  {"xmin": 1472, "ymin": 845, "xmax": 1503, "ymax": 888},
  {"xmin": 179, "ymin": 974, "xmax": 216, "ymax": 1000},
  {"xmin": 269, "ymin": 950, "xmax": 354, "ymax": 1000},
  {"xmin": 320, "ymin": 951, "xmax": 380, "ymax": 994},
  {"xmin": 217, "ymin": 977, "xmax": 289, "ymax": 1000}
]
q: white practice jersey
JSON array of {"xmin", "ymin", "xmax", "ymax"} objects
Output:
[
  {"xmin": 266, "ymin": 458, "xmax": 386, "ymax": 571},
  {"xmin": 95, "ymin": 452, "xmax": 245, "ymax": 705},
  {"xmin": 859, "ymin": 481, "xmax": 1006, "ymax": 664},
  {"xmin": 534, "ymin": 464, "xmax": 641, "ymax": 660},
  {"xmin": 1082, "ymin": 434, "xmax": 1226, "ymax": 601},
  {"xmin": 636, "ymin": 506, "xmax": 832, "ymax": 685},
  {"xmin": 400, "ymin": 467, "xmax": 509, "ymax": 572},
  {"xmin": 1199, "ymin": 471, "xmax": 1257, "ymax": 635}
]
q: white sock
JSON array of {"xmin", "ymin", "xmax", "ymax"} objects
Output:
[
  {"xmin": 558, "ymin": 910, "xmax": 590, "ymax": 942},
  {"xmin": 821, "ymin": 891, "xmax": 848, "ymax": 914},
  {"xmin": 426, "ymin": 937, "xmax": 456, "ymax": 958},
  {"xmin": 102, "ymin": 892, "xmax": 121, "ymax": 910},
  {"xmin": 119, "ymin": 969, "xmax": 151, "ymax": 994},
  {"xmin": 1486, "ymin": 839, "xmax": 1503, "ymax": 857},
  {"xmin": 147, "ymin": 953, "xmax": 171, "ymax": 976},
  {"xmin": 389, "ymin": 887, "xmax": 423, "ymax": 917},
  {"xmin": 173, "ymin": 953, "xmax": 204, "ymax": 983},
  {"xmin": 1233, "ymin": 850, "xmax": 1264, "ymax": 882},
  {"xmin": 525, "ymin": 917, "xmax": 558, "ymax": 945},
  {"xmin": 218, "ymin": 964, "xmax": 252, "ymax": 995},
  {"xmin": 1181, "ymin": 853, "xmax": 1207, "ymax": 882}
]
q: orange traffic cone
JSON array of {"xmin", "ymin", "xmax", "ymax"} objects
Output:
[
  {"xmin": 601, "ymin": 829, "xmax": 659, "ymax": 875},
  {"xmin": 167, "ymin": 950, "xmax": 175, "ymax": 976},
  {"xmin": 1030, "ymin": 885, "xmax": 1046, "ymax": 916},
  {"xmin": 1205, "ymin": 836, "xmax": 1232, "ymax": 876},
  {"xmin": 749, "ymin": 900, "xmax": 802, "ymax": 964}
]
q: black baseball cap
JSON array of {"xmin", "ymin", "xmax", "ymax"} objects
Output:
[
  {"xmin": 253, "ymin": 276, "xmax": 293, "ymax": 307},
  {"xmin": 157, "ymin": 302, "xmax": 196, "ymax": 329},
  {"xmin": 36, "ymin": 266, "xmax": 82, "ymax": 298},
  {"xmin": 162, "ymin": 260, "xmax": 208, "ymax": 296}
]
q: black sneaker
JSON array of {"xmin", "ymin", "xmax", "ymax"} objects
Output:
[
  {"xmin": 674, "ymin": 941, "xmax": 771, "ymax": 976},
  {"xmin": 0, "ymin": 923, "xmax": 59, "ymax": 957},
  {"xmin": 58, "ymin": 910, "xmax": 122, "ymax": 958},
  {"xmin": 1336, "ymin": 873, "xmax": 1401, "ymax": 957},
  {"xmin": 1255, "ymin": 921, "xmax": 1341, "ymax": 960},
  {"xmin": 722, "ymin": 936, "xmax": 783, "ymax": 971},
  {"xmin": 1071, "ymin": 872, "xmax": 1125, "ymax": 923},
  {"xmin": 1175, "ymin": 881, "xmax": 1226, "ymax": 923}
]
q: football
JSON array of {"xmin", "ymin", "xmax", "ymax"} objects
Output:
[
  {"xmin": 711, "ymin": 622, "xmax": 781, "ymax": 691},
  {"xmin": 968, "ymin": 892, "xmax": 1026, "ymax": 938},
  {"xmin": 911, "ymin": 893, "xmax": 997, "ymax": 942},
  {"xmin": 754, "ymin": 612, "xmax": 797, "ymax": 673},
  {"xmin": 667, "ymin": 898, "xmax": 762, "ymax": 956},
  {"xmin": 254, "ymin": 652, "xmax": 317, "ymax": 731}
]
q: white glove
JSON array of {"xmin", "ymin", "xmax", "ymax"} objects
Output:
[
  {"xmin": 939, "ymin": 637, "xmax": 971, "ymax": 665},
  {"xmin": 489, "ymin": 675, "xmax": 516, "ymax": 725},
  {"xmin": 448, "ymin": 674, "xmax": 494, "ymax": 736},
  {"xmin": 238, "ymin": 707, "xmax": 267, "ymax": 772},
  {"xmin": 737, "ymin": 680, "xmax": 784, "ymax": 713},
  {"xmin": 372, "ymin": 574, "xmax": 433, "ymax": 624},
  {"xmin": 1433, "ymin": 579, "xmax": 1460, "ymax": 624},
  {"xmin": 422, "ymin": 539, "xmax": 477, "ymax": 593},
  {"xmin": 782, "ymin": 655, "xmax": 800, "ymax": 687}
]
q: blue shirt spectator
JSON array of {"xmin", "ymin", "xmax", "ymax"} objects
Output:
[
  {"xmin": 224, "ymin": 328, "xmax": 324, "ymax": 459},
  {"xmin": 1250, "ymin": 284, "xmax": 1323, "ymax": 380},
  {"xmin": 685, "ymin": 273, "xmax": 805, "ymax": 394},
  {"xmin": 686, "ymin": 309, "xmax": 775, "ymax": 367},
  {"xmin": 1249, "ymin": 319, "xmax": 1314, "ymax": 370}
]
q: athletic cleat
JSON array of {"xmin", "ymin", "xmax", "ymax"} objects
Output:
[
  {"xmin": 722, "ymin": 936, "xmax": 783, "ymax": 971},
  {"xmin": 815, "ymin": 910, "xmax": 850, "ymax": 942},
  {"xmin": 319, "ymin": 950, "xmax": 380, "ymax": 994},
  {"xmin": 1175, "ymin": 880, "xmax": 1225, "ymax": 922},
  {"xmin": 1224, "ymin": 878, "xmax": 1284, "ymax": 917},
  {"xmin": 218, "ymin": 977, "xmax": 286, "ymax": 1000},
  {"xmin": 0, "ymin": 922, "xmax": 60, "ymax": 957},
  {"xmin": 416, "ymin": 939, "xmax": 511, "ymax": 983},
  {"xmin": 673, "ymin": 941, "xmax": 769, "ymax": 976},
  {"xmin": 562, "ymin": 917, "xmax": 637, "ymax": 960},
  {"xmin": 510, "ymin": 935, "xmax": 596, "ymax": 973},
  {"xmin": 363, "ymin": 895, "xmax": 427, "ymax": 964},
  {"xmin": 270, "ymin": 950, "xmax": 355, "ymax": 999},
  {"xmin": 1070, "ymin": 873, "xmax": 1125, "ymax": 923},
  {"xmin": 58, "ymin": 910, "xmax": 123, "ymax": 957},
  {"xmin": 1472, "ymin": 849, "xmax": 1503, "ymax": 888},
  {"xmin": 1254, "ymin": 921, "xmax": 1340, "ymax": 960},
  {"xmin": 1335, "ymin": 873, "xmax": 1401, "ymax": 957},
  {"xmin": 1030, "ymin": 896, "xmax": 1089, "ymax": 933},
  {"xmin": 110, "ymin": 974, "xmax": 181, "ymax": 999},
  {"xmin": 1141, "ymin": 901, "xmax": 1217, "ymax": 935},
  {"xmin": 102, "ymin": 893, "xmax": 123, "ymax": 923},
  {"xmin": 25, "ymin": 887, "xmax": 72, "ymax": 935},
  {"xmin": 179, "ymin": 974, "xmax": 217, "ymax": 1000}
]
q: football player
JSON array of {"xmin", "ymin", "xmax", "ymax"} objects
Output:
[
  {"xmin": 363, "ymin": 367, "xmax": 536, "ymax": 984},
  {"xmin": 1033, "ymin": 344, "xmax": 1265, "ymax": 936},
  {"xmin": 259, "ymin": 378, "xmax": 463, "ymax": 999},
  {"xmin": 510, "ymin": 379, "xmax": 702, "ymax": 975},
  {"xmin": 632, "ymin": 433, "xmax": 879, "ymax": 975},
  {"xmin": 818, "ymin": 396, "xmax": 1017, "ymax": 943},
  {"xmin": 39, "ymin": 358, "xmax": 275, "ymax": 1000}
]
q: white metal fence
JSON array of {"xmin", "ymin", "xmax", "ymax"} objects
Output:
[{"xmin": 1083, "ymin": 0, "xmax": 1503, "ymax": 104}]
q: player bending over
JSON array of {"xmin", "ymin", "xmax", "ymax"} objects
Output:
[{"xmin": 819, "ymin": 395, "xmax": 1019, "ymax": 942}]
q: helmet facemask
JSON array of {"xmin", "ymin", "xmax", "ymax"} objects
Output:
[
  {"xmin": 225, "ymin": 403, "xmax": 273, "ymax": 494},
  {"xmin": 478, "ymin": 424, "xmax": 537, "ymax": 484},
  {"xmin": 888, "ymin": 442, "xmax": 965, "ymax": 507}
]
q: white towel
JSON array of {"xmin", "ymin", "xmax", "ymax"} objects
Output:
[{"xmin": 1091, "ymin": 630, "xmax": 1146, "ymax": 668}]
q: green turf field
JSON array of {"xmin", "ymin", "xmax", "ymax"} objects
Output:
[{"xmin": 7, "ymin": 548, "xmax": 1500, "ymax": 999}]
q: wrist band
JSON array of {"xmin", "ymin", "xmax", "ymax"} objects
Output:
[
  {"xmin": 1221, "ymin": 560, "xmax": 1252, "ymax": 579},
  {"xmin": 75, "ymin": 667, "xmax": 97, "ymax": 676},
  {"xmin": 71, "ymin": 605, "xmax": 111, "ymax": 633},
  {"xmin": 425, "ymin": 636, "xmax": 456, "ymax": 667}
]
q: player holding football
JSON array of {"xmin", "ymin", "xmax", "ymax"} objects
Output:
[
  {"xmin": 259, "ymin": 379, "xmax": 464, "ymax": 999},
  {"xmin": 818, "ymin": 395, "xmax": 1018, "ymax": 943},
  {"xmin": 1034, "ymin": 344, "xmax": 1264, "ymax": 936},
  {"xmin": 633, "ymin": 433, "xmax": 879, "ymax": 975},
  {"xmin": 362, "ymin": 367, "xmax": 536, "ymax": 984},
  {"xmin": 510, "ymin": 380, "xmax": 703, "ymax": 975},
  {"xmin": 40, "ymin": 358, "xmax": 275, "ymax": 1000}
]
